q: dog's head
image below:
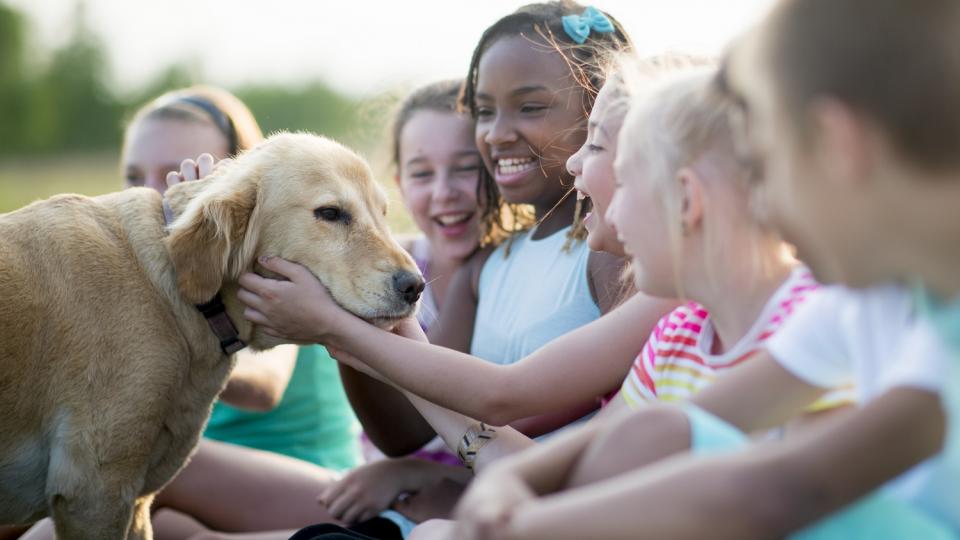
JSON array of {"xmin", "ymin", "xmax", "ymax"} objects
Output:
[{"xmin": 164, "ymin": 132, "xmax": 424, "ymax": 340}]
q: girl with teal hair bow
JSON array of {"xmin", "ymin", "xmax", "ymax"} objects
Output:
[{"xmin": 561, "ymin": 5, "xmax": 615, "ymax": 44}]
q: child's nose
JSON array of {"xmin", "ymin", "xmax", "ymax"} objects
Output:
[
  {"xmin": 484, "ymin": 115, "xmax": 518, "ymax": 146},
  {"xmin": 433, "ymin": 173, "xmax": 457, "ymax": 201}
]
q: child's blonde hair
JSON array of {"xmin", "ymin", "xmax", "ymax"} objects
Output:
[
  {"xmin": 621, "ymin": 68, "xmax": 776, "ymax": 297},
  {"xmin": 604, "ymin": 54, "xmax": 718, "ymax": 297}
]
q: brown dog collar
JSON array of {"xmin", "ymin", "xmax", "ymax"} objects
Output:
[{"xmin": 163, "ymin": 196, "xmax": 246, "ymax": 355}]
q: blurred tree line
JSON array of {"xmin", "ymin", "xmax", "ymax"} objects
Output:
[{"xmin": 0, "ymin": 2, "xmax": 374, "ymax": 158}]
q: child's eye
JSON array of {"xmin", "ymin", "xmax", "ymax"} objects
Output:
[
  {"xmin": 125, "ymin": 174, "xmax": 144, "ymax": 187},
  {"xmin": 520, "ymin": 104, "xmax": 548, "ymax": 114},
  {"xmin": 587, "ymin": 144, "xmax": 604, "ymax": 153},
  {"xmin": 476, "ymin": 106, "xmax": 494, "ymax": 119},
  {"xmin": 454, "ymin": 163, "xmax": 480, "ymax": 174},
  {"xmin": 410, "ymin": 170, "xmax": 434, "ymax": 180}
]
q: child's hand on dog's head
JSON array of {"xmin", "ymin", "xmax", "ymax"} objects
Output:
[
  {"xmin": 165, "ymin": 153, "xmax": 215, "ymax": 188},
  {"xmin": 238, "ymin": 256, "xmax": 352, "ymax": 344},
  {"xmin": 165, "ymin": 153, "xmax": 234, "ymax": 189}
]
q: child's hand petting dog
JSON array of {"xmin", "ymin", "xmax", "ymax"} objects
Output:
[
  {"xmin": 319, "ymin": 457, "xmax": 451, "ymax": 524},
  {"xmin": 164, "ymin": 152, "xmax": 235, "ymax": 187},
  {"xmin": 239, "ymin": 256, "xmax": 353, "ymax": 343}
]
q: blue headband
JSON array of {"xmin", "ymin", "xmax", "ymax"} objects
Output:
[{"xmin": 561, "ymin": 6, "xmax": 615, "ymax": 45}]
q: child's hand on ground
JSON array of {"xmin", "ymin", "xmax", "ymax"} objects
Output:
[
  {"xmin": 238, "ymin": 256, "xmax": 352, "ymax": 344},
  {"xmin": 319, "ymin": 458, "xmax": 430, "ymax": 524},
  {"xmin": 392, "ymin": 477, "xmax": 466, "ymax": 523}
]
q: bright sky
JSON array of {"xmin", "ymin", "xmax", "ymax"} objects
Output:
[{"xmin": 8, "ymin": 0, "xmax": 774, "ymax": 96}]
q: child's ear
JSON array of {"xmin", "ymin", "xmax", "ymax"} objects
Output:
[
  {"xmin": 676, "ymin": 167, "xmax": 705, "ymax": 234},
  {"xmin": 811, "ymin": 97, "xmax": 871, "ymax": 186},
  {"xmin": 166, "ymin": 175, "xmax": 260, "ymax": 304}
]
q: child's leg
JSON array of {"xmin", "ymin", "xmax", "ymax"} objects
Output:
[
  {"xmin": 567, "ymin": 405, "xmax": 694, "ymax": 488},
  {"xmin": 155, "ymin": 438, "xmax": 342, "ymax": 531},
  {"xmin": 153, "ymin": 508, "xmax": 208, "ymax": 540}
]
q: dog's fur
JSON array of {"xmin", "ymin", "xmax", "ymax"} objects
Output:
[{"xmin": 0, "ymin": 133, "xmax": 421, "ymax": 539}]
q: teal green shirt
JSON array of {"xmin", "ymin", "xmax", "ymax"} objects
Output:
[{"xmin": 204, "ymin": 345, "xmax": 361, "ymax": 470}]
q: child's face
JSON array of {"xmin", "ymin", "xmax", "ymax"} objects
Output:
[
  {"xmin": 398, "ymin": 109, "xmax": 482, "ymax": 261},
  {"xmin": 474, "ymin": 35, "xmax": 587, "ymax": 209},
  {"xmin": 122, "ymin": 117, "xmax": 229, "ymax": 194},
  {"xmin": 569, "ymin": 81, "xmax": 625, "ymax": 255},
  {"xmin": 608, "ymin": 122, "xmax": 676, "ymax": 298}
]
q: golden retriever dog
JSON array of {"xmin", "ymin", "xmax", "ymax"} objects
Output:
[{"xmin": 0, "ymin": 132, "xmax": 424, "ymax": 539}]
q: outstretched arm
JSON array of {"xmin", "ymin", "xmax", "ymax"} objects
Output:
[{"xmin": 238, "ymin": 256, "xmax": 670, "ymax": 426}]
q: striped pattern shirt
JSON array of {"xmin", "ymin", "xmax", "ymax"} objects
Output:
[{"xmin": 621, "ymin": 267, "xmax": 853, "ymax": 410}]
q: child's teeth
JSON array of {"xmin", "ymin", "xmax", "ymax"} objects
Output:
[
  {"xmin": 498, "ymin": 158, "xmax": 536, "ymax": 175},
  {"xmin": 437, "ymin": 213, "xmax": 469, "ymax": 226}
]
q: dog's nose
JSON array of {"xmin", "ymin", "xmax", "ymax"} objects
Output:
[{"xmin": 393, "ymin": 270, "xmax": 425, "ymax": 305}]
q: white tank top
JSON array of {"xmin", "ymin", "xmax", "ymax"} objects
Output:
[{"xmin": 470, "ymin": 226, "xmax": 600, "ymax": 365}]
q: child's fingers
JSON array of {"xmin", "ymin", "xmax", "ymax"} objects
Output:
[
  {"xmin": 179, "ymin": 158, "xmax": 199, "ymax": 182},
  {"xmin": 341, "ymin": 501, "xmax": 367, "ymax": 525},
  {"xmin": 237, "ymin": 272, "xmax": 276, "ymax": 299},
  {"xmin": 325, "ymin": 487, "xmax": 357, "ymax": 519},
  {"xmin": 318, "ymin": 477, "xmax": 348, "ymax": 506},
  {"xmin": 241, "ymin": 307, "xmax": 271, "ymax": 327},
  {"xmin": 197, "ymin": 153, "xmax": 215, "ymax": 178},
  {"xmin": 165, "ymin": 170, "xmax": 183, "ymax": 189},
  {"xmin": 257, "ymin": 255, "xmax": 310, "ymax": 283},
  {"xmin": 356, "ymin": 508, "xmax": 377, "ymax": 525}
]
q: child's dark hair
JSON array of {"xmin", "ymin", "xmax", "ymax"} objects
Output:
[{"xmin": 460, "ymin": 1, "xmax": 633, "ymax": 251}]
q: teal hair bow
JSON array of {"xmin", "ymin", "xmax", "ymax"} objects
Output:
[{"xmin": 561, "ymin": 6, "xmax": 615, "ymax": 44}]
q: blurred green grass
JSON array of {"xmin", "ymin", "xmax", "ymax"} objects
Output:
[{"xmin": 0, "ymin": 154, "xmax": 416, "ymax": 234}]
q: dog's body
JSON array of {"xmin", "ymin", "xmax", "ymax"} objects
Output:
[{"xmin": 0, "ymin": 133, "xmax": 422, "ymax": 538}]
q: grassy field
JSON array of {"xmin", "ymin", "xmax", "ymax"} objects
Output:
[{"xmin": 0, "ymin": 153, "xmax": 416, "ymax": 234}]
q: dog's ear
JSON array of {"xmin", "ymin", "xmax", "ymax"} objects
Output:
[{"xmin": 166, "ymin": 175, "xmax": 260, "ymax": 304}]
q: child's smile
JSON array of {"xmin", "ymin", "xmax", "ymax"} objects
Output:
[{"xmin": 473, "ymin": 35, "xmax": 587, "ymax": 210}]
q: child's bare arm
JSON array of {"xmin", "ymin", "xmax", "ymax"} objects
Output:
[{"xmin": 463, "ymin": 387, "xmax": 945, "ymax": 540}]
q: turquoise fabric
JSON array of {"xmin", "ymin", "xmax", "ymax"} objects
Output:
[
  {"xmin": 682, "ymin": 404, "xmax": 957, "ymax": 539},
  {"xmin": 792, "ymin": 493, "xmax": 957, "ymax": 540},
  {"xmin": 917, "ymin": 288, "xmax": 960, "ymax": 353},
  {"xmin": 204, "ymin": 344, "xmax": 361, "ymax": 470},
  {"xmin": 684, "ymin": 404, "xmax": 749, "ymax": 456}
]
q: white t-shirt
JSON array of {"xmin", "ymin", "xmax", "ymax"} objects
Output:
[{"xmin": 767, "ymin": 285, "xmax": 958, "ymax": 529}]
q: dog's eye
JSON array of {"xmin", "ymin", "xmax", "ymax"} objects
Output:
[{"xmin": 314, "ymin": 206, "xmax": 351, "ymax": 224}]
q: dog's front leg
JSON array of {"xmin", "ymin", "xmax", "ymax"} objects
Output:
[{"xmin": 50, "ymin": 491, "xmax": 135, "ymax": 540}]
